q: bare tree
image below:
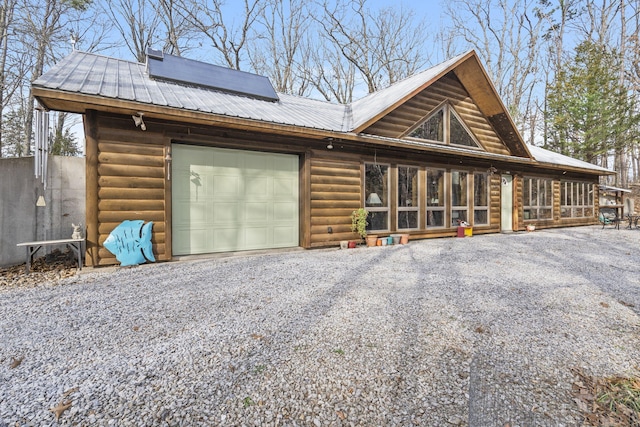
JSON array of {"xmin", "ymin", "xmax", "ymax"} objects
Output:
[
  {"xmin": 249, "ymin": 0, "xmax": 314, "ymax": 96},
  {"xmin": 445, "ymin": 0, "xmax": 544, "ymax": 142},
  {"xmin": 537, "ymin": 0, "xmax": 581, "ymax": 150},
  {"xmin": 17, "ymin": 0, "xmax": 92, "ymax": 157},
  {"xmin": 578, "ymin": 0, "xmax": 622, "ymax": 45},
  {"xmin": 626, "ymin": 0, "xmax": 640, "ymax": 181},
  {"xmin": 375, "ymin": 6, "xmax": 427, "ymax": 85},
  {"xmin": 101, "ymin": 0, "xmax": 162, "ymax": 62},
  {"xmin": 434, "ymin": 27, "xmax": 465, "ymax": 63},
  {"xmin": 536, "ymin": 0, "xmax": 583, "ymax": 84},
  {"xmin": 152, "ymin": 0, "xmax": 197, "ymax": 56},
  {"xmin": 66, "ymin": 1, "xmax": 122, "ymax": 55},
  {"xmin": 318, "ymin": 0, "xmax": 428, "ymax": 97},
  {"xmin": 176, "ymin": 0, "xmax": 265, "ymax": 70},
  {"xmin": 308, "ymin": 41, "xmax": 356, "ymax": 103},
  {"xmin": 0, "ymin": 0, "xmax": 18, "ymax": 157}
]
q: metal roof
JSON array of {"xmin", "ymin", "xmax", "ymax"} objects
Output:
[
  {"xmin": 525, "ymin": 144, "xmax": 611, "ymax": 173},
  {"xmin": 599, "ymin": 184, "xmax": 631, "ymax": 193},
  {"xmin": 32, "ymin": 50, "xmax": 613, "ymax": 175},
  {"xmin": 350, "ymin": 52, "xmax": 469, "ymax": 130},
  {"xmin": 33, "ymin": 51, "xmax": 346, "ymax": 132}
]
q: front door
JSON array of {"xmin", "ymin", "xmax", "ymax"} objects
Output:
[{"xmin": 501, "ymin": 174, "xmax": 513, "ymax": 232}]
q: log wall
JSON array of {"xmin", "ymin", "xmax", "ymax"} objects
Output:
[
  {"xmin": 90, "ymin": 115, "xmax": 170, "ymax": 266},
  {"xmin": 489, "ymin": 173, "xmax": 501, "ymax": 227},
  {"xmin": 309, "ymin": 158, "xmax": 362, "ymax": 246},
  {"xmin": 363, "ymin": 74, "xmax": 511, "ymax": 156},
  {"xmin": 85, "ymin": 111, "xmax": 600, "ymax": 266}
]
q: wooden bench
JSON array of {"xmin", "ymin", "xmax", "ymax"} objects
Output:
[{"xmin": 16, "ymin": 238, "xmax": 85, "ymax": 274}]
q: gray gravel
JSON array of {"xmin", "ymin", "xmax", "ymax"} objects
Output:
[{"xmin": 1, "ymin": 226, "xmax": 639, "ymax": 426}]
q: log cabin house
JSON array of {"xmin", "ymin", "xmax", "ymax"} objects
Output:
[{"xmin": 32, "ymin": 49, "xmax": 612, "ymax": 266}]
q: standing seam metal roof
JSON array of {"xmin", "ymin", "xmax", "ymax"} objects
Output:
[
  {"xmin": 350, "ymin": 52, "xmax": 469, "ymax": 130},
  {"xmin": 34, "ymin": 51, "xmax": 347, "ymax": 132},
  {"xmin": 33, "ymin": 50, "xmax": 612, "ymax": 174}
]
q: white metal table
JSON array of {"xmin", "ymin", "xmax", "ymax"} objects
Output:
[{"xmin": 16, "ymin": 238, "xmax": 85, "ymax": 274}]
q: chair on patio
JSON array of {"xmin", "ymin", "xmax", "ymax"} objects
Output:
[
  {"xmin": 625, "ymin": 214, "xmax": 640, "ymax": 229},
  {"xmin": 599, "ymin": 208, "xmax": 621, "ymax": 229}
]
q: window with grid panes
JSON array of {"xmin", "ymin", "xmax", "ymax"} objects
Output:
[
  {"xmin": 523, "ymin": 177, "xmax": 553, "ymax": 220},
  {"xmin": 561, "ymin": 181, "xmax": 594, "ymax": 218}
]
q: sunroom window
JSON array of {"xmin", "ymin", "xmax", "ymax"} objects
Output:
[
  {"xmin": 408, "ymin": 104, "xmax": 481, "ymax": 149},
  {"xmin": 473, "ymin": 172, "xmax": 489, "ymax": 225},
  {"xmin": 365, "ymin": 163, "xmax": 389, "ymax": 231},
  {"xmin": 523, "ymin": 177, "xmax": 553, "ymax": 220},
  {"xmin": 426, "ymin": 168, "xmax": 446, "ymax": 228},
  {"xmin": 561, "ymin": 181, "xmax": 593, "ymax": 218},
  {"xmin": 451, "ymin": 170, "xmax": 469, "ymax": 226},
  {"xmin": 398, "ymin": 166, "xmax": 419, "ymax": 230}
]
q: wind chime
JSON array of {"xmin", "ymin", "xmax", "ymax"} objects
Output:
[{"xmin": 34, "ymin": 108, "xmax": 49, "ymax": 206}]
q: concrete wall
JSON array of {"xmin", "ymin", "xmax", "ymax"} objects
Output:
[
  {"xmin": 0, "ymin": 156, "xmax": 85, "ymax": 267},
  {"xmin": 630, "ymin": 183, "xmax": 640, "ymax": 215}
]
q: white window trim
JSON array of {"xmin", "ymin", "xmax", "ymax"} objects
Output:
[{"xmin": 561, "ymin": 181, "xmax": 594, "ymax": 218}]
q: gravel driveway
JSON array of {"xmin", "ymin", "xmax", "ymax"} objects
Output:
[{"xmin": 1, "ymin": 226, "xmax": 639, "ymax": 426}]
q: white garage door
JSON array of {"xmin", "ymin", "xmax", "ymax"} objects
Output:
[{"xmin": 172, "ymin": 144, "xmax": 299, "ymax": 255}]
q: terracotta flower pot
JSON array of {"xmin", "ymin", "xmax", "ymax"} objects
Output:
[
  {"xmin": 365, "ymin": 235, "xmax": 378, "ymax": 247},
  {"xmin": 400, "ymin": 234, "xmax": 410, "ymax": 244}
]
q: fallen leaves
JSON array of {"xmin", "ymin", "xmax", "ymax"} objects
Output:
[
  {"xmin": 49, "ymin": 400, "xmax": 72, "ymax": 420},
  {"xmin": 475, "ymin": 325, "xmax": 489, "ymax": 334},
  {"xmin": 48, "ymin": 387, "xmax": 79, "ymax": 420},
  {"xmin": 619, "ymin": 300, "xmax": 636, "ymax": 308},
  {"xmin": 9, "ymin": 356, "xmax": 23, "ymax": 369},
  {"xmin": 0, "ymin": 249, "xmax": 79, "ymax": 290},
  {"xmin": 63, "ymin": 387, "xmax": 79, "ymax": 398},
  {"xmin": 572, "ymin": 367, "xmax": 640, "ymax": 426}
]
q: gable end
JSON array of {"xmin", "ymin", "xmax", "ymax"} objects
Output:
[{"xmin": 360, "ymin": 73, "xmax": 511, "ymax": 156}]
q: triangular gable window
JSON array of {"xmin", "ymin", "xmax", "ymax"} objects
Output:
[
  {"xmin": 408, "ymin": 104, "xmax": 482, "ymax": 149},
  {"xmin": 411, "ymin": 109, "xmax": 444, "ymax": 142}
]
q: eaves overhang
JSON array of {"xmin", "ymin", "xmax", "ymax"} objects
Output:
[
  {"xmin": 352, "ymin": 133, "xmax": 611, "ymax": 176},
  {"xmin": 33, "ymin": 86, "xmax": 612, "ymax": 178},
  {"xmin": 32, "ymin": 87, "xmax": 342, "ymax": 140}
]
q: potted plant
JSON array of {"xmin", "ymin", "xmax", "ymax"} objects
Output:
[{"xmin": 351, "ymin": 208, "xmax": 377, "ymax": 246}]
